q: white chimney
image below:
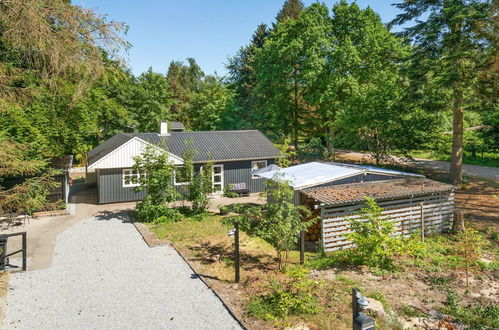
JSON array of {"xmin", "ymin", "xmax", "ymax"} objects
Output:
[{"xmin": 160, "ymin": 120, "xmax": 169, "ymax": 136}]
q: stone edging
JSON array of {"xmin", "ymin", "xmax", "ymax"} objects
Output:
[
  {"xmin": 131, "ymin": 220, "xmax": 247, "ymax": 330},
  {"xmin": 32, "ymin": 210, "xmax": 70, "ymax": 218}
]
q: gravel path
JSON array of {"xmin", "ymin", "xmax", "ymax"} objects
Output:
[{"xmin": 3, "ymin": 215, "xmax": 242, "ymax": 329}]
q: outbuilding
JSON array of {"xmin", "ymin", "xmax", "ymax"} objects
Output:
[
  {"xmin": 302, "ymin": 177, "xmax": 455, "ymax": 251},
  {"xmin": 256, "ymin": 162, "xmax": 455, "ymax": 251}
]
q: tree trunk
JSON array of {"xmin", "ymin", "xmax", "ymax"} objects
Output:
[
  {"xmin": 325, "ymin": 125, "xmax": 335, "ymax": 160},
  {"xmin": 325, "ymin": 109, "xmax": 336, "ymax": 160},
  {"xmin": 452, "ymin": 210, "xmax": 465, "ymax": 233},
  {"xmin": 449, "ymin": 85, "xmax": 464, "ymax": 185},
  {"xmin": 293, "ymin": 72, "xmax": 299, "ymax": 151}
]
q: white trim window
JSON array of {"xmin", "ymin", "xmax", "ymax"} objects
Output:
[
  {"xmin": 212, "ymin": 165, "xmax": 224, "ymax": 192},
  {"xmin": 174, "ymin": 166, "xmax": 191, "ymax": 186},
  {"xmin": 251, "ymin": 160, "xmax": 267, "ymax": 179},
  {"xmin": 123, "ymin": 168, "xmax": 143, "ymax": 187}
]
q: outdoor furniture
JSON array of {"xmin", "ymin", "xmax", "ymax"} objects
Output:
[
  {"xmin": 0, "ymin": 213, "xmax": 29, "ymax": 231},
  {"xmin": 1, "ymin": 216, "xmax": 14, "ymax": 231},
  {"xmin": 228, "ymin": 183, "xmax": 250, "ymax": 197}
]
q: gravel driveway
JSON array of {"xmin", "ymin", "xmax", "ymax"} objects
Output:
[{"xmin": 3, "ymin": 215, "xmax": 242, "ymax": 329}]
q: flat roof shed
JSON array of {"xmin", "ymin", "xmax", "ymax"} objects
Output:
[{"xmin": 256, "ymin": 161, "xmax": 423, "ymax": 190}]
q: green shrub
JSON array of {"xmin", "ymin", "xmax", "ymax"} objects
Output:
[
  {"xmin": 284, "ymin": 265, "xmax": 309, "ymax": 279},
  {"xmin": 136, "ymin": 198, "xmax": 182, "ymax": 223},
  {"xmin": 346, "ymin": 197, "xmax": 404, "ymax": 270},
  {"xmin": 247, "ymin": 278, "xmax": 321, "ymax": 320},
  {"xmin": 223, "ymin": 185, "xmax": 239, "ymax": 198}
]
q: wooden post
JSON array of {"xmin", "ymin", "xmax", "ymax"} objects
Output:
[
  {"xmin": 420, "ymin": 202, "xmax": 425, "ymax": 241},
  {"xmin": 234, "ymin": 221, "xmax": 240, "ymax": 283},
  {"xmin": 300, "ymin": 231, "xmax": 305, "ymax": 265},
  {"xmin": 22, "ymin": 232, "xmax": 27, "ymax": 271}
]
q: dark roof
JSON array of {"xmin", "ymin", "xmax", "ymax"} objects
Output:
[
  {"xmin": 302, "ymin": 178, "xmax": 454, "ymax": 206},
  {"xmin": 87, "ymin": 130, "xmax": 280, "ymax": 166},
  {"xmin": 170, "ymin": 122, "xmax": 185, "ymax": 130}
]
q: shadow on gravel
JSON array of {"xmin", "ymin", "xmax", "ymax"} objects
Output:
[{"xmin": 94, "ymin": 210, "xmax": 132, "ymax": 223}]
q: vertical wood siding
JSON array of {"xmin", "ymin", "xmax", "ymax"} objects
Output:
[
  {"xmin": 320, "ymin": 192, "xmax": 454, "ymax": 252},
  {"xmin": 98, "ymin": 168, "xmax": 147, "ymax": 204},
  {"xmin": 222, "ymin": 159, "xmax": 275, "ymax": 193},
  {"xmin": 98, "ymin": 159, "xmax": 275, "ymax": 204}
]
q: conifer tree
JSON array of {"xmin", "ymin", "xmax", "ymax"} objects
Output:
[{"xmin": 391, "ymin": 0, "xmax": 496, "ymax": 184}]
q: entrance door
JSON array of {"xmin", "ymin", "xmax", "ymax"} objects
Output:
[{"xmin": 212, "ymin": 165, "xmax": 224, "ymax": 193}]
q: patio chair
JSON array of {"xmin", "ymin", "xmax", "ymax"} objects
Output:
[
  {"xmin": 1, "ymin": 214, "xmax": 15, "ymax": 231},
  {"xmin": 228, "ymin": 183, "xmax": 250, "ymax": 197}
]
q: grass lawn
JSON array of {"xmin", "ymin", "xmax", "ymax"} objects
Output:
[
  {"xmin": 148, "ymin": 215, "xmax": 308, "ymax": 282},
  {"xmin": 146, "ymin": 208, "xmax": 498, "ymax": 330}
]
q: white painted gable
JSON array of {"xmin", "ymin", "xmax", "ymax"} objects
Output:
[{"xmin": 88, "ymin": 137, "xmax": 183, "ymax": 169}]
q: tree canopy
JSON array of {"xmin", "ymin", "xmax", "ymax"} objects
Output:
[{"xmin": 0, "ymin": 0, "xmax": 497, "ymax": 199}]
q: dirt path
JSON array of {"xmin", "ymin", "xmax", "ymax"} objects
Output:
[{"xmin": 336, "ymin": 150, "xmax": 499, "ymax": 181}]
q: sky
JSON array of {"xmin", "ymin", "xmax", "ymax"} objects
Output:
[{"xmin": 73, "ymin": 1, "xmax": 403, "ymax": 76}]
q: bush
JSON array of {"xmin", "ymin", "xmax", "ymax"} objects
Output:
[
  {"xmin": 346, "ymin": 197, "xmax": 404, "ymax": 270},
  {"xmin": 223, "ymin": 185, "xmax": 239, "ymax": 198},
  {"xmin": 132, "ymin": 146, "xmax": 181, "ymax": 223},
  {"xmin": 135, "ymin": 198, "xmax": 181, "ymax": 223},
  {"xmin": 247, "ymin": 277, "xmax": 321, "ymax": 321}
]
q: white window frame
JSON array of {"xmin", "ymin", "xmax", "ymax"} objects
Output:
[
  {"xmin": 251, "ymin": 160, "xmax": 267, "ymax": 179},
  {"xmin": 122, "ymin": 168, "xmax": 143, "ymax": 188},
  {"xmin": 212, "ymin": 164, "xmax": 224, "ymax": 192},
  {"xmin": 174, "ymin": 166, "xmax": 190, "ymax": 186}
]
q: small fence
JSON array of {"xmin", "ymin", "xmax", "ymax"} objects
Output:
[
  {"xmin": 0, "ymin": 232, "xmax": 27, "ymax": 271},
  {"xmin": 321, "ymin": 192, "xmax": 455, "ymax": 252}
]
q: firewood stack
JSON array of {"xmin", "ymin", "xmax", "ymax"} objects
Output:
[{"xmin": 305, "ymin": 219, "xmax": 321, "ymax": 242}]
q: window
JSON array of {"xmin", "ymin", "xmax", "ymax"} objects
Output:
[
  {"xmin": 212, "ymin": 165, "xmax": 224, "ymax": 192},
  {"xmin": 251, "ymin": 160, "xmax": 267, "ymax": 179},
  {"xmin": 123, "ymin": 168, "xmax": 143, "ymax": 187},
  {"xmin": 199, "ymin": 164, "xmax": 224, "ymax": 192},
  {"xmin": 174, "ymin": 166, "xmax": 191, "ymax": 186}
]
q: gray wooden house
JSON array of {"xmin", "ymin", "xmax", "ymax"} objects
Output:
[{"xmin": 86, "ymin": 122, "xmax": 280, "ymax": 204}]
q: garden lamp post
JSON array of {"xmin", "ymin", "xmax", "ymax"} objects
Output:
[
  {"xmin": 227, "ymin": 221, "xmax": 240, "ymax": 283},
  {"xmin": 352, "ymin": 288, "xmax": 375, "ymax": 330}
]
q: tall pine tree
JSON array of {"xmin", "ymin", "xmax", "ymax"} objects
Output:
[{"xmin": 391, "ymin": 0, "xmax": 496, "ymax": 184}]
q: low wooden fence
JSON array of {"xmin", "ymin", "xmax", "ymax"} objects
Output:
[{"xmin": 320, "ymin": 192, "xmax": 454, "ymax": 252}]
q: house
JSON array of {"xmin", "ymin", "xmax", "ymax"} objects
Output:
[
  {"xmin": 86, "ymin": 122, "xmax": 280, "ymax": 204},
  {"xmin": 256, "ymin": 162, "xmax": 455, "ymax": 251}
]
